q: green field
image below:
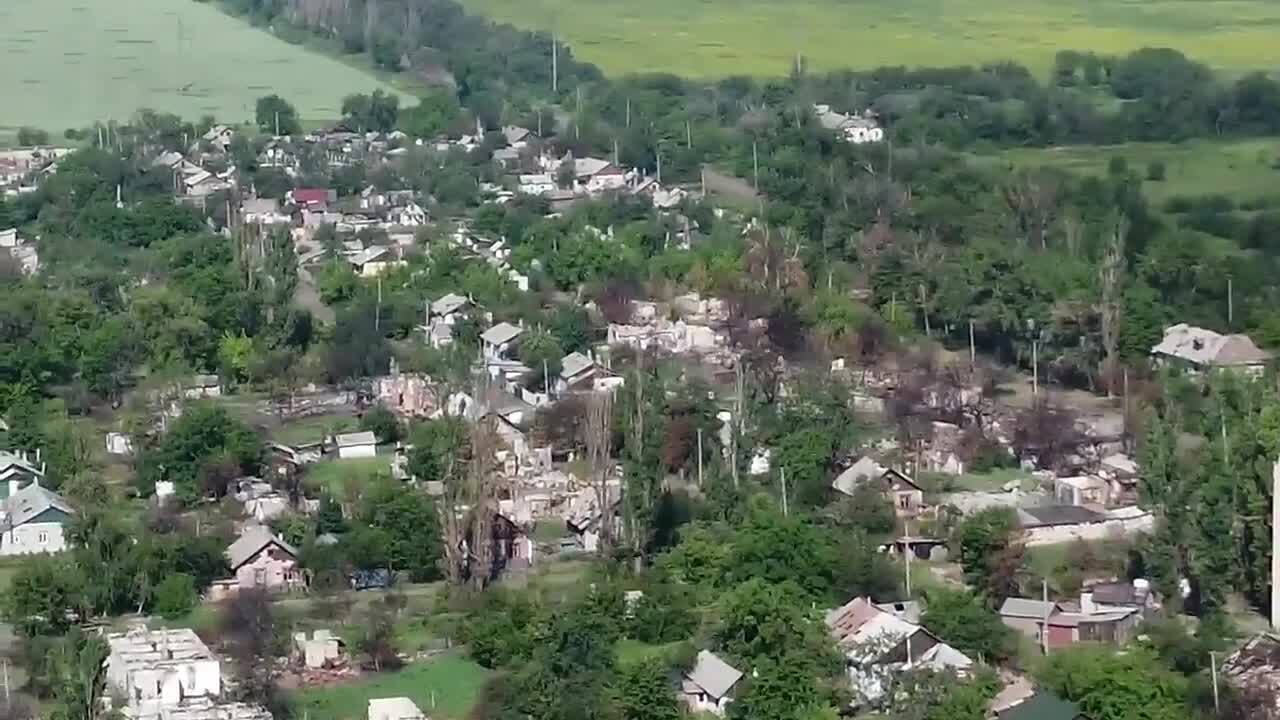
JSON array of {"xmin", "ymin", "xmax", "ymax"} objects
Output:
[
  {"xmin": 460, "ymin": 0, "xmax": 1280, "ymax": 78},
  {"xmin": 989, "ymin": 138, "xmax": 1280, "ymax": 204},
  {"xmin": 0, "ymin": 0, "xmax": 410, "ymax": 134},
  {"xmin": 290, "ymin": 654, "xmax": 492, "ymax": 720}
]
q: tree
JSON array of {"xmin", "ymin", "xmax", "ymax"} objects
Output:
[
  {"xmin": 358, "ymin": 606, "xmax": 404, "ymax": 671},
  {"xmin": 342, "ymin": 91, "xmax": 400, "ymax": 133},
  {"xmin": 138, "ymin": 403, "xmax": 262, "ymax": 502},
  {"xmin": 16, "ymin": 127, "xmax": 49, "ymax": 146},
  {"xmin": 361, "ymin": 404, "xmax": 402, "ymax": 443},
  {"xmin": 954, "ymin": 507, "xmax": 1021, "ymax": 598},
  {"xmin": 517, "ymin": 327, "xmax": 564, "ymax": 392},
  {"xmin": 398, "ymin": 93, "xmax": 461, "ymax": 138},
  {"xmin": 254, "ymin": 95, "xmax": 300, "ymax": 136},
  {"xmin": 218, "ymin": 589, "xmax": 284, "ymax": 713},
  {"xmin": 615, "ymin": 658, "xmax": 681, "ymax": 720},
  {"xmin": 920, "ymin": 588, "xmax": 1015, "ymax": 662},
  {"xmin": 1037, "ymin": 646, "xmax": 1188, "ymax": 720},
  {"xmin": 152, "ymin": 573, "xmax": 197, "ymax": 619}
]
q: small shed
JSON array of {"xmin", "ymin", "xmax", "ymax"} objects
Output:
[{"xmin": 335, "ymin": 431, "xmax": 378, "ymax": 459}]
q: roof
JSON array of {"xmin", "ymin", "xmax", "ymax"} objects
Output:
[
  {"xmin": 492, "ymin": 148, "xmax": 520, "ymax": 162},
  {"xmin": 3, "ymin": 483, "xmax": 74, "ymax": 527},
  {"xmin": 1100, "ymin": 453, "xmax": 1138, "ymax": 476},
  {"xmin": 559, "ymin": 351, "xmax": 595, "ymax": 380},
  {"xmin": 226, "ymin": 527, "xmax": 298, "ymax": 569},
  {"xmin": 349, "ymin": 246, "xmax": 393, "ymax": 267},
  {"xmin": 998, "ymin": 692, "xmax": 1088, "ymax": 720},
  {"xmin": 825, "ymin": 597, "xmax": 884, "ymax": 645},
  {"xmin": 999, "ymin": 598, "xmax": 1058, "ymax": 619},
  {"xmin": 153, "ymin": 151, "xmax": 185, "ymax": 168},
  {"xmin": 291, "ymin": 188, "xmax": 330, "ymax": 205},
  {"xmin": 683, "ymin": 650, "xmax": 742, "ymax": 700},
  {"xmin": 1056, "ymin": 475, "xmax": 1108, "ymax": 491},
  {"xmin": 481, "ymin": 322, "xmax": 523, "ymax": 346},
  {"xmin": 1151, "ymin": 323, "xmax": 1270, "ymax": 367},
  {"xmin": 368, "ymin": 697, "xmax": 425, "ymax": 720},
  {"xmin": 336, "ymin": 431, "xmax": 377, "ymax": 448},
  {"xmin": 241, "ymin": 198, "xmax": 280, "ymax": 215},
  {"xmin": 1018, "ymin": 505, "xmax": 1104, "ymax": 527},
  {"xmin": 1086, "ymin": 581, "xmax": 1148, "ymax": 606},
  {"xmin": 502, "ymin": 125, "xmax": 533, "ymax": 144},
  {"xmin": 432, "ymin": 292, "xmax": 470, "ymax": 316},
  {"xmin": 0, "ymin": 450, "xmax": 43, "ymax": 477},
  {"xmin": 832, "ymin": 456, "xmax": 887, "ymax": 495},
  {"xmin": 574, "ymin": 157, "xmax": 617, "ymax": 178}
]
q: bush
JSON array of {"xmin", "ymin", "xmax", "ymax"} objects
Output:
[
  {"xmin": 360, "ymin": 404, "xmax": 401, "ymax": 444},
  {"xmin": 154, "ymin": 573, "xmax": 198, "ymax": 619},
  {"xmin": 1146, "ymin": 159, "xmax": 1167, "ymax": 181}
]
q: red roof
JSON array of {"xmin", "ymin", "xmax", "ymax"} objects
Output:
[{"xmin": 292, "ymin": 188, "xmax": 330, "ymax": 206}]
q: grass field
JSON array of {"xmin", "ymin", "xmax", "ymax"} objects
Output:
[
  {"xmin": 290, "ymin": 653, "xmax": 492, "ymax": 720},
  {"xmin": 304, "ymin": 457, "xmax": 392, "ymax": 496},
  {"xmin": 988, "ymin": 138, "xmax": 1280, "ymax": 204},
  {"xmin": 460, "ymin": 0, "xmax": 1280, "ymax": 78},
  {"xmin": 0, "ymin": 0, "xmax": 410, "ymax": 135}
]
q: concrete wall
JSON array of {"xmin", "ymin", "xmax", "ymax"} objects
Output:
[
  {"xmin": 338, "ymin": 443, "xmax": 377, "ymax": 459},
  {"xmin": 1022, "ymin": 511, "xmax": 1154, "ymax": 547},
  {"xmin": 1001, "ymin": 616, "xmax": 1044, "ymax": 643}
]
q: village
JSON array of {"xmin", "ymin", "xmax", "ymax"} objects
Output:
[{"xmin": 2, "ymin": 96, "xmax": 1279, "ymax": 720}]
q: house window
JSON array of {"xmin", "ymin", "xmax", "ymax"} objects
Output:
[
  {"xmin": 37, "ymin": 531, "xmax": 48, "ymax": 544},
  {"xmin": 897, "ymin": 494, "xmax": 912, "ymax": 510}
]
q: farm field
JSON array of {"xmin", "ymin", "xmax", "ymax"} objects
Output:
[
  {"xmin": 985, "ymin": 137, "xmax": 1280, "ymax": 205},
  {"xmin": 0, "ymin": 0, "xmax": 409, "ymax": 136},
  {"xmin": 459, "ymin": 0, "xmax": 1280, "ymax": 78}
]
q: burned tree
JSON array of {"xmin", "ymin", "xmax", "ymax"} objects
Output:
[
  {"xmin": 1012, "ymin": 398, "xmax": 1084, "ymax": 472},
  {"xmin": 585, "ymin": 391, "xmax": 615, "ymax": 553}
]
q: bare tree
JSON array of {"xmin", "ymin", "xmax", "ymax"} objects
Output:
[
  {"xmin": 585, "ymin": 391, "xmax": 615, "ymax": 553},
  {"xmin": 216, "ymin": 589, "xmax": 282, "ymax": 712},
  {"xmin": 1099, "ymin": 210, "xmax": 1128, "ymax": 397},
  {"xmin": 464, "ymin": 418, "xmax": 502, "ymax": 591},
  {"xmin": 1001, "ymin": 169, "xmax": 1062, "ymax": 250}
]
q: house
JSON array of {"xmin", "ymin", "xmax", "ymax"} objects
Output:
[
  {"xmin": 392, "ymin": 201, "xmax": 428, "ymax": 227},
  {"xmin": 0, "ymin": 228, "xmax": 18, "ymax": 248},
  {"xmin": 293, "ymin": 629, "xmax": 343, "ymax": 668},
  {"xmin": 267, "ymin": 441, "xmax": 324, "ymax": 477},
  {"xmin": 482, "ymin": 322, "xmax": 524, "ymax": 360},
  {"xmin": 826, "ymin": 596, "xmax": 974, "ymax": 705},
  {"xmin": 557, "ymin": 351, "xmax": 597, "ymax": 392},
  {"xmin": 1081, "ymin": 578, "xmax": 1159, "ymax": 616},
  {"xmin": 347, "ymin": 246, "xmax": 403, "ymax": 277},
  {"xmin": 1054, "ymin": 475, "xmax": 1110, "ymax": 507},
  {"xmin": 367, "ymin": 697, "xmax": 425, "ymax": 720},
  {"xmin": 502, "ymin": 125, "xmax": 535, "ymax": 149},
  {"xmin": 997, "ymin": 692, "xmax": 1092, "ymax": 720},
  {"xmin": 0, "ymin": 483, "xmax": 75, "ymax": 555},
  {"xmin": 0, "ymin": 449, "xmax": 45, "ymax": 491},
  {"xmin": 813, "ymin": 104, "xmax": 885, "ymax": 144},
  {"xmin": 183, "ymin": 374, "xmax": 223, "ymax": 399},
  {"xmin": 224, "ymin": 526, "xmax": 304, "ymax": 593},
  {"xmin": 182, "ymin": 169, "xmax": 234, "ymax": 198},
  {"xmin": 287, "ymin": 188, "xmax": 334, "ymax": 210},
  {"xmin": 679, "ymin": 650, "xmax": 742, "ymax": 716},
  {"xmin": 832, "ymin": 458, "xmax": 924, "ymax": 517},
  {"xmin": 493, "ymin": 147, "xmax": 521, "ymax": 166},
  {"xmin": 202, "ymin": 125, "xmax": 235, "ymax": 150},
  {"xmin": 106, "ymin": 431, "xmax": 134, "ymax": 456},
  {"xmin": 998, "ymin": 598, "xmax": 1059, "ymax": 647},
  {"xmin": 573, "ymin": 157, "xmax": 628, "ymax": 194},
  {"xmin": 1151, "ymin": 323, "xmax": 1270, "ymax": 377},
  {"xmin": 432, "ymin": 292, "xmax": 470, "ymax": 321},
  {"xmin": 241, "ymin": 198, "xmax": 290, "ymax": 226},
  {"xmin": 258, "ymin": 140, "xmax": 297, "ymax": 169},
  {"xmin": 106, "ymin": 627, "xmax": 222, "ymax": 716},
  {"xmin": 336, "ymin": 431, "xmax": 378, "ymax": 459},
  {"xmin": 518, "ymin": 173, "xmax": 557, "ymax": 196}
]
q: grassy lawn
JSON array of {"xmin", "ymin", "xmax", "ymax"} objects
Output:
[
  {"xmin": 616, "ymin": 639, "xmax": 683, "ymax": 666},
  {"xmin": 290, "ymin": 653, "xmax": 492, "ymax": 720},
  {"xmin": 989, "ymin": 138, "xmax": 1280, "ymax": 205},
  {"xmin": 951, "ymin": 468, "xmax": 1037, "ymax": 493},
  {"xmin": 459, "ymin": 0, "xmax": 1280, "ymax": 78},
  {"xmin": 304, "ymin": 457, "xmax": 392, "ymax": 496},
  {"xmin": 0, "ymin": 0, "xmax": 410, "ymax": 134},
  {"xmin": 271, "ymin": 412, "xmax": 357, "ymax": 447}
]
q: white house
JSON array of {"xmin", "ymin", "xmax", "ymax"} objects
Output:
[
  {"xmin": 0, "ymin": 483, "xmax": 75, "ymax": 555},
  {"xmin": 241, "ymin": 198, "xmax": 290, "ymax": 226},
  {"xmin": 813, "ymin": 104, "xmax": 885, "ymax": 144},
  {"xmin": 106, "ymin": 627, "xmax": 222, "ymax": 717},
  {"xmin": 335, "ymin": 431, "xmax": 378, "ymax": 459},
  {"xmin": 481, "ymin": 322, "xmax": 523, "ymax": 361},
  {"xmin": 679, "ymin": 650, "xmax": 743, "ymax": 716},
  {"xmin": 392, "ymin": 201, "xmax": 428, "ymax": 228},
  {"xmin": 518, "ymin": 174, "xmax": 557, "ymax": 196},
  {"xmin": 1151, "ymin": 323, "xmax": 1270, "ymax": 377},
  {"xmin": 573, "ymin": 157, "xmax": 627, "ymax": 194},
  {"xmin": 106, "ymin": 431, "xmax": 134, "ymax": 456}
]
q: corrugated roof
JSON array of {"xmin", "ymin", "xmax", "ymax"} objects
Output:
[
  {"xmin": 481, "ymin": 322, "xmax": 523, "ymax": 346},
  {"xmin": 432, "ymin": 293, "xmax": 469, "ymax": 316},
  {"xmin": 1152, "ymin": 323, "xmax": 1269, "ymax": 367},
  {"xmin": 559, "ymin": 352, "xmax": 594, "ymax": 380},
  {"xmin": 999, "ymin": 598, "xmax": 1057, "ymax": 619},
  {"xmin": 684, "ymin": 650, "xmax": 742, "ymax": 700},
  {"xmin": 1018, "ymin": 505, "xmax": 1103, "ymax": 527}
]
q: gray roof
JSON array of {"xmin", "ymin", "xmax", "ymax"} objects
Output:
[
  {"xmin": 999, "ymin": 598, "xmax": 1057, "ymax": 619},
  {"xmin": 3, "ymin": 484, "xmax": 74, "ymax": 527},
  {"xmin": 432, "ymin": 292, "xmax": 470, "ymax": 316},
  {"xmin": 226, "ymin": 526, "xmax": 298, "ymax": 569},
  {"xmin": 1018, "ymin": 505, "xmax": 1103, "ymax": 527},
  {"xmin": 559, "ymin": 351, "xmax": 595, "ymax": 380},
  {"xmin": 481, "ymin": 322, "xmax": 523, "ymax": 346},
  {"xmin": 336, "ymin": 431, "xmax": 377, "ymax": 448},
  {"xmin": 348, "ymin": 246, "xmax": 392, "ymax": 266},
  {"xmin": 684, "ymin": 650, "xmax": 742, "ymax": 700},
  {"xmin": 241, "ymin": 198, "xmax": 280, "ymax": 215}
]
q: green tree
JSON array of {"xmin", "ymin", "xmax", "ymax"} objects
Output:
[
  {"xmin": 1037, "ymin": 646, "xmax": 1188, "ymax": 720},
  {"xmin": 920, "ymin": 588, "xmax": 1015, "ymax": 662},
  {"xmin": 955, "ymin": 507, "xmax": 1020, "ymax": 597},
  {"xmin": 138, "ymin": 403, "xmax": 262, "ymax": 501},
  {"xmin": 360, "ymin": 404, "xmax": 402, "ymax": 443},
  {"xmin": 615, "ymin": 658, "xmax": 681, "ymax": 720},
  {"xmin": 153, "ymin": 573, "xmax": 197, "ymax": 619}
]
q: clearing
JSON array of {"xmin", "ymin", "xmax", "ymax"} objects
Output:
[
  {"xmin": 0, "ymin": 0, "xmax": 409, "ymax": 136},
  {"xmin": 459, "ymin": 0, "xmax": 1280, "ymax": 78},
  {"xmin": 988, "ymin": 138, "xmax": 1280, "ymax": 205},
  {"xmin": 289, "ymin": 653, "xmax": 492, "ymax": 720}
]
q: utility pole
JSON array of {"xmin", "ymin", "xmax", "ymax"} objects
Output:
[
  {"xmin": 544, "ymin": 358, "xmax": 550, "ymax": 399},
  {"xmin": 685, "ymin": 120, "xmax": 692, "ymax": 148},
  {"xmin": 732, "ymin": 361, "xmax": 743, "ymax": 490},
  {"xmin": 1272, "ymin": 457, "xmax": 1280, "ymax": 630},
  {"xmin": 780, "ymin": 466, "xmax": 788, "ymax": 517},
  {"xmin": 969, "ymin": 319, "xmax": 976, "ymax": 367},
  {"xmin": 613, "ymin": 139, "xmax": 619, "ymax": 166},
  {"xmin": 625, "ymin": 97, "xmax": 631, "ymax": 128},
  {"xmin": 903, "ymin": 521, "xmax": 912, "ymax": 596},
  {"xmin": 1228, "ymin": 276, "xmax": 1234, "ymax": 327},
  {"xmin": 696, "ymin": 427, "xmax": 704, "ymax": 489},
  {"xmin": 375, "ymin": 276, "xmax": 382, "ymax": 333},
  {"xmin": 1208, "ymin": 650, "xmax": 1218, "ymax": 712},
  {"xmin": 919, "ymin": 284, "xmax": 930, "ymax": 336},
  {"xmin": 700, "ymin": 167, "xmax": 706, "ymax": 198},
  {"xmin": 1032, "ymin": 340, "xmax": 1040, "ymax": 396},
  {"xmin": 1041, "ymin": 579, "xmax": 1050, "ymax": 655},
  {"xmin": 656, "ymin": 149, "xmax": 662, "ymax": 184},
  {"xmin": 551, "ymin": 33, "xmax": 558, "ymax": 93}
]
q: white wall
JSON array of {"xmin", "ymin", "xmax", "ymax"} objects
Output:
[
  {"xmin": 338, "ymin": 444, "xmax": 377, "ymax": 459},
  {"xmin": 1023, "ymin": 512, "xmax": 1154, "ymax": 546},
  {"xmin": 0, "ymin": 521, "xmax": 68, "ymax": 555}
]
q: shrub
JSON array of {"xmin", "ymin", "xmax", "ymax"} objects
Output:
[{"xmin": 154, "ymin": 573, "xmax": 197, "ymax": 619}]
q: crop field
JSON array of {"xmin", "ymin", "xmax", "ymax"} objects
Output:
[
  {"xmin": 990, "ymin": 138, "xmax": 1280, "ymax": 204},
  {"xmin": 0, "ymin": 0, "xmax": 409, "ymax": 136},
  {"xmin": 460, "ymin": 0, "xmax": 1280, "ymax": 78}
]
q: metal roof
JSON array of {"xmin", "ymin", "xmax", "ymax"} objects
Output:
[
  {"xmin": 226, "ymin": 527, "xmax": 298, "ymax": 569},
  {"xmin": 481, "ymin": 322, "xmax": 523, "ymax": 346},
  {"xmin": 684, "ymin": 650, "xmax": 742, "ymax": 700},
  {"xmin": 999, "ymin": 598, "xmax": 1057, "ymax": 619},
  {"xmin": 336, "ymin": 431, "xmax": 377, "ymax": 447}
]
